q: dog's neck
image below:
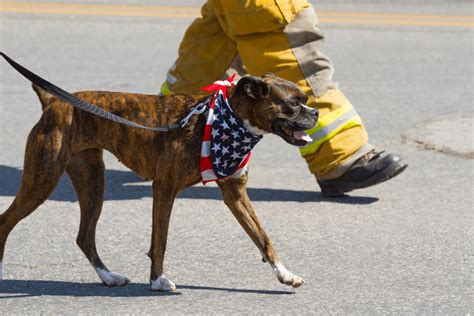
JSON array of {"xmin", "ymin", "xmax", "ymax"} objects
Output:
[{"xmin": 228, "ymin": 94, "xmax": 269, "ymax": 136}]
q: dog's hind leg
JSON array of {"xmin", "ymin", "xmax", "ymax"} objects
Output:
[
  {"xmin": 66, "ymin": 149, "xmax": 129, "ymax": 287},
  {"xmin": 218, "ymin": 175, "xmax": 305, "ymax": 288},
  {"xmin": 0, "ymin": 113, "xmax": 71, "ymax": 280}
]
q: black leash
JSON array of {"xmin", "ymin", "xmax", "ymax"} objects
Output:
[{"xmin": 0, "ymin": 52, "xmax": 210, "ymax": 131}]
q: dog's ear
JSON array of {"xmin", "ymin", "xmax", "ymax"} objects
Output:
[{"xmin": 234, "ymin": 76, "xmax": 270, "ymax": 100}]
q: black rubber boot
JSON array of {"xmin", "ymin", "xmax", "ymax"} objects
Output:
[{"xmin": 317, "ymin": 150, "xmax": 408, "ymax": 197}]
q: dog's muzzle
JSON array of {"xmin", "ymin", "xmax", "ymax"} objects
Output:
[{"xmin": 272, "ymin": 108, "xmax": 318, "ymax": 146}]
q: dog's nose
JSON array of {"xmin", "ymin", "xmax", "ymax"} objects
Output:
[{"xmin": 309, "ymin": 108, "xmax": 318, "ymax": 120}]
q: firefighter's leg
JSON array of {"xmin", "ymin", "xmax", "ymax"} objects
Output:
[
  {"xmin": 159, "ymin": 2, "xmax": 244, "ymax": 96},
  {"xmin": 210, "ymin": 0, "xmax": 406, "ymax": 196}
]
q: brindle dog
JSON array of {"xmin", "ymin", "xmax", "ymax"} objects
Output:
[{"xmin": 0, "ymin": 73, "xmax": 318, "ymax": 291}]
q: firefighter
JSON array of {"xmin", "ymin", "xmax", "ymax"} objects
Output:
[{"xmin": 159, "ymin": 0, "xmax": 407, "ymax": 196}]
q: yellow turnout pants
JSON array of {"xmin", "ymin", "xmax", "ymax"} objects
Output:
[{"xmin": 161, "ymin": 0, "xmax": 371, "ymax": 179}]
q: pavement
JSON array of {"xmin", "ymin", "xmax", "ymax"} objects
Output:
[
  {"xmin": 0, "ymin": 0, "xmax": 473, "ymax": 314},
  {"xmin": 403, "ymin": 114, "xmax": 474, "ymax": 159}
]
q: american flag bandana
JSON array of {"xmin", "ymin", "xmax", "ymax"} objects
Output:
[{"xmin": 200, "ymin": 75, "xmax": 263, "ymax": 184}]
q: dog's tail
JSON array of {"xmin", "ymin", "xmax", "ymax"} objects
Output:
[{"xmin": 32, "ymin": 84, "xmax": 55, "ymax": 111}]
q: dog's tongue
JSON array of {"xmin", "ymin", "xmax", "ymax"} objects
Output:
[{"xmin": 293, "ymin": 131, "xmax": 313, "ymax": 142}]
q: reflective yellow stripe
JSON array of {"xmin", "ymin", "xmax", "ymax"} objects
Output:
[
  {"xmin": 305, "ymin": 100, "xmax": 353, "ymax": 135},
  {"xmin": 160, "ymin": 81, "xmax": 174, "ymax": 95},
  {"xmin": 300, "ymin": 115, "xmax": 362, "ymax": 156},
  {"xmin": 300, "ymin": 100, "xmax": 362, "ymax": 156}
]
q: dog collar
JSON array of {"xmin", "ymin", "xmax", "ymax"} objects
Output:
[{"xmin": 200, "ymin": 76, "xmax": 263, "ymax": 184}]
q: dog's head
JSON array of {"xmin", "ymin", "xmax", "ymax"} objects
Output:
[{"xmin": 229, "ymin": 73, "xmax": 318, "ymax": 146}]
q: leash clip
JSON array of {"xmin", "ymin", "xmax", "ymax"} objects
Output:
[{"xmin": 179, "ymin": 99, "xmax": 209, "ymax": 128}]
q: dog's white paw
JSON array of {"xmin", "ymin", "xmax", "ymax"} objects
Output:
[
  {"xmin": 151, "ymin": 274, "xmax": 176, "ymax": 291},
  {"xmin": 273, "ymin": 262, "xmax": 305, "ymax": 288},
  {"xmin": 94, "ymin": 267, "xmax": 130, "ymax": 287}
]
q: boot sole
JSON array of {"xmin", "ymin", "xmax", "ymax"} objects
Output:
[{"xmin": 320, "ymin": 161, "xmax": 408, "ymax": 197}]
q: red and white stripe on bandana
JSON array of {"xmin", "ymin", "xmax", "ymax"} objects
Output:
[{"xmin": 199, "ymin": 74, "xmax": 263, "ymax": 184}]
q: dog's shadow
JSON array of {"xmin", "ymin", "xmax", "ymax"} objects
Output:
[
  {"xmin": 0, "ymin": 164, "xmax": 378, "ymax": 204},
  {"xmin": 0, "ymin": 280, "xmax": 294, "ymax": 298}
]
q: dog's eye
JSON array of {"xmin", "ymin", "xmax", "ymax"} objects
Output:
[
  {"xmin": 285, "ymin": 99, "xmax": 299, "ymax": 108},
  {"xmin": 302, "ymin": 95, "xmax": 308, "ymax": 104},
  {"xmin": 282, "ymin": 101, "xmax": 300, "ymax": 115}
]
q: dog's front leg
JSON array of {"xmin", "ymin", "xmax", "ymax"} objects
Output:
[
  {"xmin": 217, "ymin": 175, "xmax": 305, "ymax": 288},
  {"xmin": 148, "ymin": 181, "xmax": 177, "ymax": 291}
]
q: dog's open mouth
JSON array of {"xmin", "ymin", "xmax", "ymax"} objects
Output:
[
  {"xmin": 273, "ymin": 122, "xmax": 313, "ymax": 146},
  {"xmin": 293, "ymin": 131, "xmax": 313, "ymax": 143}
]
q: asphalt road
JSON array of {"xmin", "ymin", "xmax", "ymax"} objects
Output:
[{"xmin": 0, "ymin": 0, "xmax": 473, "ymax": 314}]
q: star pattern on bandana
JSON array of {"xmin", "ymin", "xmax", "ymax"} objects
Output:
[{"xmin": 210, "ymin": 94, "xmax": 262, "ymax": 177}]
